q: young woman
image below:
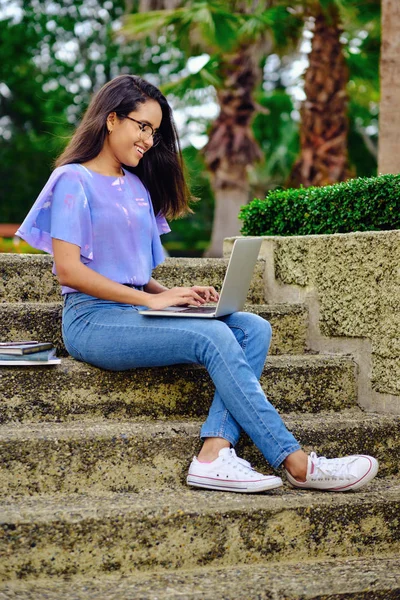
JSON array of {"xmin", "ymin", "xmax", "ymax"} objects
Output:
[{"xmin": 17, "ymin": 74, "xmax": 378, "ymax": 493}]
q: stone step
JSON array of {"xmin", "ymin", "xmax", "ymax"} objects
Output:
[
  {"xmin": 1, "ymin": 556, "xmax": 399, "ymax": 599},
  {"xmin": 0, "ymin": 301, "xmax": 308, "ymax": 357},
  {"xmin": 0, "ymin": 255, "xmax": 265, "ymax": 304},
  {"xmin": 0, "ymin": 355, "xmax": 357, "ymax": 424},
  {"xmin": 0, "ymin": 412, "xmax": 398, "ymax": 497},
  {"xmin": 0, "ymin": 479, "xmax": 399, "ymax": 581}
]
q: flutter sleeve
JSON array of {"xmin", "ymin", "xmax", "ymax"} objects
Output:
[
  {"xmin": 146, "ymin": 190, "xmax": 170, "ymax": 269},
  {"xmin": 155, "ymin": 213, "xmax": 171, "ymax": 236},
  {"xmin": 16, "ymin": 166, "xmax": 93, "ymax": 262}
]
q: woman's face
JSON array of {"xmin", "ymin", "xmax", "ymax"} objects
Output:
[{"xmin": 106, "ymin": 99, "xmax": 163, "ymax": 168}]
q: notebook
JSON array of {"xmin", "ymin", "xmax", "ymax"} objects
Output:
[{"xmin": 139, "ymin": 237, "xmax": 262, "ymax": 318}]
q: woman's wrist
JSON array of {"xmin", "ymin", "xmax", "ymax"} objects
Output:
[{"xmin": 143, "ymin": 278, "xmax": 169, "ymax": 294}]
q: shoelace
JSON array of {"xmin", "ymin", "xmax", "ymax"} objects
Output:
[
  {"xmin": 310, "ymin": 452, "xmax": 359, "ymax": 479},
  {"xmin": 225, "ymin": 449, "xmax": 255, "ymax": 474}
]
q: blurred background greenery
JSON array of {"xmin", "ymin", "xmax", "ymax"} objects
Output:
[{"xmin": 0, "ymin": 0, "xmax": 381, "ymax": 256}]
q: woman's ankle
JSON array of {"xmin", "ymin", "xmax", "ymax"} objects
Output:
[
  {"xmin": 283, "ymin": 449, "xmax": 309, "ymax": 482},
  {"xmin": 197, "ymin": 437, "xmax": 230, "ymax": 462}
]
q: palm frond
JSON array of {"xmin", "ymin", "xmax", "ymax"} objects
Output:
[
  {"xmin": 240, "ymin": 6, "xmax": 302, "ymax": 47},
  {"xmin": 122, "ymin": 9, "xmax": 178, "ymax": 38},
  {"xmin": 122, "ymin": 1, "xmax": 244, "ymax": 55},
  {"xmin": 160, "ymin": 58, "xmax": 222, "ymax": 98}
]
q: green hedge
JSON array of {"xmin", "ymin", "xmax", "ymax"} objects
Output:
[{"xmin": 239, "ymin": 174, "xmax": 400, "ymax": 236}]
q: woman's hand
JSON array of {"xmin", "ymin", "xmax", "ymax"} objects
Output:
[
  {"xmin": 146, "ymin": 286, "xmax": 209, "ymax": 310},
  {"xmin": 190, "ymin": 286, "xmax": 219, "ymax": 303}
]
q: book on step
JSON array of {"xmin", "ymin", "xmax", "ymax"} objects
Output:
[
  {"xmin": 0, "ymin": 359, "xmax": 60, "ymax": 366},
  {"xmin": 0, "ymin": 341, "xmax": 54, "ymax": 355},
  {"xmin": 0, "ymin": 348, "xmax": 57, "ymax": 361},
  {"xmin": 0, "ymin": 341, "xmax": 61, "ymax": 366}
]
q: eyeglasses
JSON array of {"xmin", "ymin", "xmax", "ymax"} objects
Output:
[{"xmin": 119, "ymin": 115, "xmax": 161, "ymax": 147}]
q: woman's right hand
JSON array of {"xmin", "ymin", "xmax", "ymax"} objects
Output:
[{"xmin": 146, "ymin": 287, "xmax": 206, "ymax": 310}]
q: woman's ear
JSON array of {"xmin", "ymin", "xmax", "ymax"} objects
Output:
[{"xmin": 106, "ymin": 112, "xmax": 117, "ymax": 134}]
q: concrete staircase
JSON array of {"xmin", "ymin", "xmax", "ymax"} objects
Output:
[{"xmin": 0, "ymin": 253, "xmax": 399, "ymax": 599}]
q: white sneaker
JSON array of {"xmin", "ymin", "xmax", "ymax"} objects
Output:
[
  {"xmin": 285, "ymin": 452, "xmax": 379, "ymax": 492},
  {"xmin": 187, "ymin": 448, "xmax": 283, "ymax": 493}
]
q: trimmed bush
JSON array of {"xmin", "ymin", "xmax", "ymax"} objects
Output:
[{"xmin": 239, "ymin": 174, "xmax": 400, "ymax": 236}]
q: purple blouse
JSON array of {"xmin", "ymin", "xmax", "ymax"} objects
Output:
[{"xmin": 16, "ymin": 164, "xmax": 170, "ymax": 294}]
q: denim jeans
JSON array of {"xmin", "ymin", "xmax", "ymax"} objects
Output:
[{"xmin": 62, "ymin": 292, "xmax": 301, "ymax": 468}]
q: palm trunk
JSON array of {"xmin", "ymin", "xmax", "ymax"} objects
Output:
[
  {"xmin": 204, "ymin": 45, "xmax": 262, "ymax": 257},
  {"xmin": 289, "ymin": 4, "xmax": 352, "ymax": 187},
  {"xmin": 378, "ymin": 0, "xmax": 400, "ymax": 174},
  {"xmin": 207, "ymin": 161, "xmax": 250, "ymax": 257}
]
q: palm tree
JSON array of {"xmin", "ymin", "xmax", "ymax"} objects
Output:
[
  {"xmin": 378, "ymin": 0, "xmax": 400, "ymax": 174},
  {"xmin": 202, "ymin": 35, "xmax": 264, "ymax": 256},
  {"xmin": 289, "ymin": 0, "xmax": 352, "ymax": 187},
  {"xmin": 122, "ymin": 1, "xmax": 301, "ymax": 256}
]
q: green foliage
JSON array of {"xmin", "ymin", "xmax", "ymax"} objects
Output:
[
  {"xmin": 160, "ymin": 56, "xmax": 222, "ymax": 97},
  {"xmin": 252, "ymin": 90, "xmax": 299, "ymax": 190},
  {"xmin": 238, "ymin": 5, "xmax": 303, "ymax": 49},
  {"xmin": 239, "ymin": 175, "xmax": 400, "ymax": 236},
  {"xmin": 0, "ymin": 238, "xmax": 43, "ymax": 254},
  {"xmin": 123, "ymin": 0, "xmax": 302, "ymax": 56},
  {"xmin": 122, "ymin": 1, "xmax": 303, "ymax": 93},
  {"xmin": 342, "ymin": 0, "xmax": 380, "ymax": 176},
  {"xmin": 0, "ymin": 0, "xmax": 124, "ymax": 221},
  {"xmin": 0, "ymin": 0, "xmax": 186, "ymax": 224},
  {"xmin": 123, "ymin": 2, "xmax": 244, "ymax": 55},
  {"xmin": 163, "ymin": 145, "xmax": 214, "ymax": 256},
  {"xmin": 348, "ymin": 102, "xmax": 378, "ymax": 178}
]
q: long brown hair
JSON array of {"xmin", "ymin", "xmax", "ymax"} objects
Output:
[{"xmin": 56, "ymin": 75, "xmax": 191, "ymax": 218}]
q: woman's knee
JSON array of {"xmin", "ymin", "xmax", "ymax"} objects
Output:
[{"xmin": 236, "ymin": 312, "xmax": 272, "ymax": 343}]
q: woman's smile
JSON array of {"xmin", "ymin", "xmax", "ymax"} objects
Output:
[{"xmin": 134, "ymin": 143, "xmax": 146, "ymax": 158}]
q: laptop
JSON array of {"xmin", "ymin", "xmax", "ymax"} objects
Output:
[{"xmin": 139, "ymin": 237, "xmax": 262, "ymax": 318}]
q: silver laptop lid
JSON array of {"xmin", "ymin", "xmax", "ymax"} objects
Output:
[{"xmin": 214, "ymin": 237, "xmax": 262, "ymax": 317}]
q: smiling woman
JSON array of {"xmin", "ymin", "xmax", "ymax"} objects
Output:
[
  {"xmin": 82, "ymin": 101, "xmax": 162, "ymax": 175},
  {"xmin": 16, "ymin": 74, "xmax": 379, "ymax": 496},
  {"xmin": 53, "ymin": 75, "xmax": 190, "ymax": 219}
]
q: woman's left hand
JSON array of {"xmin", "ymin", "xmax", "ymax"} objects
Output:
[{"xmin": 190, "ymin": 286, "xmax": 219, "ymax": 303}]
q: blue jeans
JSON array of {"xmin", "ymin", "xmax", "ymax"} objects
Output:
[{"xmin": 62, "ymin": 292, "xmax": 301, "ymax": 468}]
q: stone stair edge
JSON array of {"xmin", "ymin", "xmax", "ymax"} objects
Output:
[
  {"xmin": 0, "ymin": 255, "xmax": 243, "ymax": 266},
  {"xmin": 0, "ymin": 352, "xmax": 355, "ymax": 373},
  {"xmin": 0, "ymin": 353, "xmax": 359, "ymax": 421},
  {"xmin": 0, "ymin": 409, "xmax": 397, "ymax": 440},
  {"xmin": 2, "ymin": 477, "xmax": 400, "ymax": 520},
  {"xmin": 1, "ymin": 481, "xmax": 399, "ymax": 583},
  {"xmin": 0, "ymin": 352, "xmax": 358, "ymax": 396},
  {"xmin": 0, "ymin": 255, "xmax": 267, "ymax": 304},
  {"xmin": 1, "ymin": 555, "xmax": 399, "ymax": 600},
  {"xmin": 0, "ymin": 412, "xmax": 398, "ymax": 497},
  {"xmin": 0, "ymin": 354, "xmax": 358, "ymax": 400}
]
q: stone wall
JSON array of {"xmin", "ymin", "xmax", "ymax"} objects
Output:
[{"xmin": 224, "ymin": 231, "xmax": 400, "ymax": 414}]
